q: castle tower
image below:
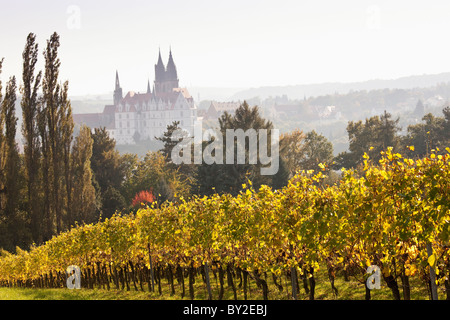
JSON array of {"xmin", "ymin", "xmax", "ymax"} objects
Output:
[
  {"xmin": 113, "ymin": 70, "xmax": 123, "ymax": 105},
  {"xmin": 154, "ymin": 48, "xmax": 179, "ymax": 94},
  {"xmin": 147, "ymin": 79, "xmax": 151, "ymax": 94},
  {"xmin": 165, "ymin": 48, "xmax": 179, "ymax": 90},
  {"xmin": 154, "ymin": 49, "xmax": 166, "ymax": 94}
]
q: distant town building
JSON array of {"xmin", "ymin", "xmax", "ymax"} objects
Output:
[
  {"xmin": 73, "ymin": 49, "xmax": 198, "ymax": 145},
  {"xmin": 203, "ymin": 101, "xmax": 241, "ymax": 120}
]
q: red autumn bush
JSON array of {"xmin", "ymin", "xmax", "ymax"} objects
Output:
[{"xmin": 131, "ymin": 189, "xmax": 155, "ymax": 208}]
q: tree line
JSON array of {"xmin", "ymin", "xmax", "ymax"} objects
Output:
[
  {"xmin": 0, "ymin": 32, "xmax": 99, "ymax": 251},
  {"xmin": 334, "ymin": 108, "xmax": 450, "ymax": 170}
]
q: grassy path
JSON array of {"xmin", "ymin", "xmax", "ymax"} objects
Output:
[{"xmin": 0, "ymin": 266, "xmax": 435, "ymax": 300}]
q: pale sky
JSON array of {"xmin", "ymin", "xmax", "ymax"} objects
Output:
[{"xmin": 1, "ymin": 0, "xmax": 450, "ymax": 96}]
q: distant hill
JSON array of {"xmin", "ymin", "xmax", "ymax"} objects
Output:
[{"xmin": 230, "ymin": 72, "xmax": 450, "ymax": 101}]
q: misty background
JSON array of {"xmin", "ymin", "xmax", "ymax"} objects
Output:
[{"xmin": 1, "ymin": 0, "xmax": 450, "ymax": 156}]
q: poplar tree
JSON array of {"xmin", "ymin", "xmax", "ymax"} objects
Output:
[
  {"xmin": 20, "ymin": 32, "xmax": 43, "ymax": 244},
  {"xmin": 3, "ymin": 76, "xmax": 20, "ymax": 219},
  {"xmin": 37, "ymin": 91, "xmax": 51, "ymax": 240},
  {"xmin": 0, "ymin": 58, "xmax": 7, "ymax": 248},
  {"xmin": 0, "ymin": 75, "xmax": 26, "ymax": 250},
  {"xmin": 60, "ymin": 81, "xmax": 74, "ymax": 226},
  {"xmin": 0, "ymin": 58, "xmax": 4, "ymax": 196},
  {"xmin": 41, "ymin": 32, "xmax": 74, "ymax": 235},
  {"xmin": 71, "ymin": 125, "xmax": 97, "ymax": 225}
]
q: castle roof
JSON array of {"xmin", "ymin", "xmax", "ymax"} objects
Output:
[
  {"xmin": 173, "ymin": 87, "xmax": 192, "ymax": 100},
  {"xmin": 116, "ymin": 88, "xmax": 194, "ymax": 112},
  {"xmin": 102, "ymin": 104, "xmax": 116, "ymax": 114},
  {"xmin": 122, "ymin": 91, "xmax": 152, "ymax": 104}
]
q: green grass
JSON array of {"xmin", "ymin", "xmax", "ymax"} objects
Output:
[{"xmin": 0, "ymin": 266, "xmax": 439, "ymax": 300}]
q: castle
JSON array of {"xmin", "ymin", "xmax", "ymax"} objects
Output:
[{"xmin": 74, "ymin": 49, "xmax": 198, "ymax": 145}]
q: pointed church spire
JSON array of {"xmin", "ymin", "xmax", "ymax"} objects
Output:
[
  {"xmin": 115, "ymin": 70, "xmax": 120, "ymax": 89},
  {"xmin": 157, "ymin": 48, "xmax": 164, "ymax": 67},
  {"xmin": 155, "ymin": 48, "xmax": 165, "ymax": 82},
  {"xmin": 167, "ymin": 47, "xmax": 174, "ymax": 65},
  {"xmin": 147, "ymin": 79, "xmax": 151, "ymax": 94},
  {"xmin": 166, "ymin": 48, "xmax": 178, "ymax": 82},
  {"xmin": 114, "ymin": 70, "xmax": 123, "ymax": 106}
]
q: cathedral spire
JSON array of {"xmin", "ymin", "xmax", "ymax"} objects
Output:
[
  {"xmin": 147, "ymin": 79, "xmax": 151, "ymax": 94},
  {"xmin": 154, "ymin": 48, "xmax": 179, "ymax": 94},
  {"xmin": 166, "ymin": 48, "xmax": 178, "ymax": 82},
  {"xmin": 114, "ymin": 70, "xmax": 123, "ymax": 106},
  {"xmin": 157, "ymin": 48, "xmax": 163, "ymax": 66},
  {"xmin": 115, "ymin": 70, "xmax": 120, "ymax": 89},
  {"xmin": 155, "ymin": 48, "xmax": 166, "ymax": 82}
]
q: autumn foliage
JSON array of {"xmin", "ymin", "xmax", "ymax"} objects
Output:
[
  {"xmin": 0, "ymin": 147, "xmax": 448, "ymax": 300},
  {"xmin": 131, "ymin": 189, "xmax": 156, "ymax": 208}
]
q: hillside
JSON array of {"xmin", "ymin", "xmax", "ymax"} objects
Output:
[{"xmin": 230, "ymin": 72, "xmax": 450, "ymax": 101}]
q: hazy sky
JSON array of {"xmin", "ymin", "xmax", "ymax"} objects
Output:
[{"xmin": 1, "ymin": 0, "xmax": 450, "ymax": 96}]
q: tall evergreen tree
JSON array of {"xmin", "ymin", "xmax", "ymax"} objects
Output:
[
  {"xmin": 378, "ymin": 110, "xmax": 400, "ymax": 153},
  {"xmin": 90, "ymin": 127, "xmax": 128, "ymax": 218},
  {"xmin": 156, "ymin": 121, "xmax": 196, "ymax": 192},
  {"xmin": 91, "ymin": 127, "xmax": 123, "ymax": 193},
  {"xmin": 155, "ymin": 120, "xmax": 188, "ymax": 162}
]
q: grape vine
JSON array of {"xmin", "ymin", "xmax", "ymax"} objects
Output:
[{"xmin": 0, "ymin": 147, "xmax": 449, "ymax": 300}]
